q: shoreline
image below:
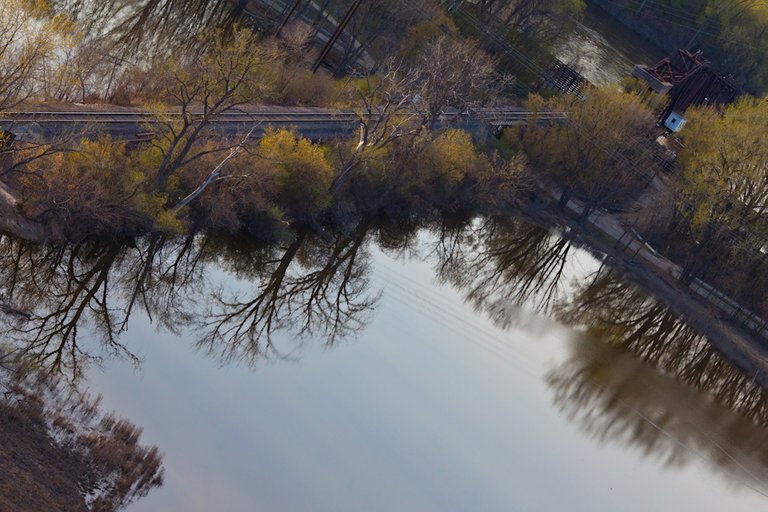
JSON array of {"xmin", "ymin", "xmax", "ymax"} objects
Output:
[
  {"xmin": 521, "ymin": 191, "xmax": 768, "ymax": 392},
  {"xmin": 2, "ymin": 174, "xmax": 768, "ymax": 395}
]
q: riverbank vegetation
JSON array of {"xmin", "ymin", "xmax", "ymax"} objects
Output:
[
  {"xmin": 3, "ymin": 0, "xmax": 768, "ymax": 321},
  {"xmin": 0, "ymin": 359, "xmax": 163, "ymax": 511},
  {"xmin": 1, "ymin": 1, "xmax": 528, "ymax": 243},
  {"xmin": 5, "ymin": 1, "xmax": 768, "ymax": 509}
]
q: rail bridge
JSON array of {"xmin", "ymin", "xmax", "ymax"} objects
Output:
[{"xmin": 0, "ymin": 107, "xmax": 567, "ymax": 144}]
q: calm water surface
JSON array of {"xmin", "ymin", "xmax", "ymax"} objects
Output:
[
  {"xmin": 555, "ymin": 4, "xmax": 667, "ymax": 86},
  {"xmin": 3, "ymin": 217, "xmax": 768, "ymax": 510},
  {"xmin": 0, "ymin": 6, "xmax": 758, "ymax": 510}
]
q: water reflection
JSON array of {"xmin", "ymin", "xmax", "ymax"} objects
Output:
[
  {"xmin": 3, "ymin": 216, "xmax": 768, "ymax": 499},
  {"xmin": 199, "ymin": 222, "xmax": 378, "ymax": 365},
  {"xmin": 426, "ymin": 218, "xmax": 768, "ymax": 431},
  {"xmin": 557, "ymin": 267, "xmax": 768, "ymax": 425},
  {"xmin": 547, "ymin": 337, "xmax": 768, "ymax": 494},
  {"xmin": 0, "ymin": 227, "xmax": 379, "ymax": 376},
  {"xmin": 47, "ymin": 0, "xmax": 249, "ymax": 54},
  {"xmin": 433, "ymin": 217, "xmax": 572, "ymax": 323},
  {"xmin": 0, "ymin": 357, "xmax": 163, "ymax": 510}
]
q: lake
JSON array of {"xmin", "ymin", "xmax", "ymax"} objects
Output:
[{"xmin": 2, "ymin": 216, "xmax": 768, "ymax": 510}]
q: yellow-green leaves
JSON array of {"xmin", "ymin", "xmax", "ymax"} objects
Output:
[
  {"xmin": 677, "ymin": 96, "xmax": 768, "ymax": 240},
  {"xmin": 259, "ymin": 129, "xmax": 333, "ymax": 222}
]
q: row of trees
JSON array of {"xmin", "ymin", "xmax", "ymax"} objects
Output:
[
  {"xmin": 519, "ymin": 81, "xmax": 768, "ymax": 315},
  {"xmin": 650, "ymin": 97, "xmax": 768, "ymax": 313},
  {"xmin": 0, "ymin": 9, "xmax": 525, "ymax": 241}
]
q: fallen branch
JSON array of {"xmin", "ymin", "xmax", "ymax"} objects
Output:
[{"xmin": 172, "ymin": 126, "xmax": 257, "ymax": 211}]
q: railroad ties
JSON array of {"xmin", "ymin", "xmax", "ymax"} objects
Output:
[{"xmin": 537, "ymin": 61, "xmax": 589, "ymax": 96}]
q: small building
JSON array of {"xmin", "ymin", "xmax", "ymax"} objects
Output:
[{"xmin": 664, "ymin": 111, "xmax": 687, "ymax": 132}]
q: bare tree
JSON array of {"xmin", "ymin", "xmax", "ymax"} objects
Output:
[
  {"xmin": 0, "ymin": 1, "xmax": 55, "ymax": 110},
  {"xmin": 407, "ymin": 35, "xmax": 509, "ymax": 129},
  {"xmin": 149, "ymin": 27, "xmax": 265, "ymax": 190}
]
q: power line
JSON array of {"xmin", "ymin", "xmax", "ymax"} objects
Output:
[{"xmin": 312, "ymin": 0, "xmax": 365, "ymax": 73}]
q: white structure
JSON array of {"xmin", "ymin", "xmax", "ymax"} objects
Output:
[{"xmin": 664, "ymin": 111, "xmax": 687, "ymax": 132}]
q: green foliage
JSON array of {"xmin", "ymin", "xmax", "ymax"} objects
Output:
[
  {"xmin": 259, "ymin": 129, "xmax": 334, "ymax": 224},
  {"xmin": 422, "ymin": 129, "xmax": 488, "ymax": 185},
  {"xmin": 16, "ymin": 137, "xmax": 177, "ymax": 238},
  {"xmin": 345, "ymin": 128, "xmax": 526, "ymax": 215},
  {"xmin": 522, "ymin": 87, "xmax": 654, "ymax": 213},
  {"xmin": 677, "ymin": 96, "xmax": 768, "ymax": 239}
]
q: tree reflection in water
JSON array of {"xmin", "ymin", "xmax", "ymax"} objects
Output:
[
  {"xmin": 3, "ymin": 216, "xmax": 768, "ymax": 494},
  {"xmin": 198, "ymin": 221, "xmax": 378, "ymax": 365},
  {"xmin": 547, "ymin": 338, "xmax": 768, "ymax": 494},
  {"xmin": 556, "ymin": 267, "xmax": 768, "ymax": 425},
  {"xmin": 432, "ymin": 217, "xmax": 768, "ymax": 490},
  {"xmin": 44, "ymin": 0, "xmax": 250, "ymax": 55},
  {"xmin": 0, "ymin": 225, "xmax": 379, "ymax": 378},
  {"xmin": 433, "ymin": 217, "xmax": 573, "ymax": 325}
]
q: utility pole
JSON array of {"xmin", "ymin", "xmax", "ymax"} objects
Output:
[
  {"xmin": 274, "ymin": 0, "xmax": 303, "ymax": 37},
  {"xmin": 312, "ymin": 0, "xmax": 364, "ymax": 73}
]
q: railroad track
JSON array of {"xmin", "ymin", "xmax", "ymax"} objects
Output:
[
  {"xmin": 0, "ymin": 109, "xmax": 567, "ymax": 123},
  {"xmin": 0, "ymin": 108, "xmax": 567, "ymax": 143}
]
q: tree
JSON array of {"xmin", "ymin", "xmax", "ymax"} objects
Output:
[
  {"xmin": 149, "ymin": 27, "xmax": 265, "ymax": 190},
  {"xmin": 333, "ymin": 36, "xmax": 506, "ymax": 194},
  {"xmin": 257, "ymin": 129, "xmax": 334, "ymax": 224},
  {"xmin": 0, "ymin": 0, "xmax": 56, "ymax": 110},
  {"xmin": 330, "ymin": 0, "xmax": 441, "ymax": 75},
  {"xmin": 408, "ymin": 35, "xmax": 508, "ymax": 130},
  {"xmin": 523, "ymin": 87, "xmax": 656, "ymax": 217},
  {"xmin": 701, "ymin": 0, "xmax": 768, "ymax": 94},
  {"xmin": 677, "ymin": 98, "xmax": 768, "ymax": 238},
  {"xmin": 672, "ymin": 97, "xmax": 768, "ymax": 279},
  {"xmin": 16, "ymin": 137, "xmax": 170, "ymax": 238}
]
